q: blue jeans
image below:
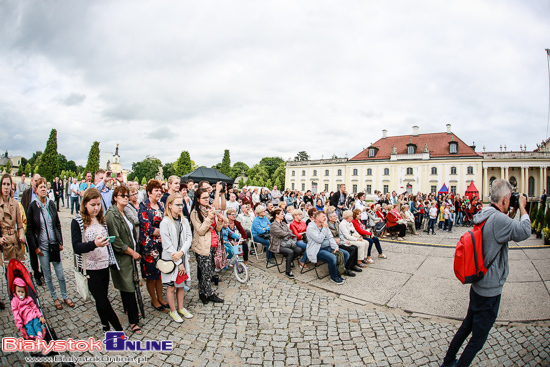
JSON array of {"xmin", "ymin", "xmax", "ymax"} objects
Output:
[
  {"xmin": 428, "ymin": 218, "xmax": 436, "ymax": 234},
  {"xmin": 295, "ymin": 240, "xmax": 308, "ymax": 263},
  {"xmin": 38, "ymin": 249, "xmax": 68, "ymax": 300},
  {"xmin": 443, "ymin": 287, "xmax": 501, "ymax": 366},
  {"xmin": 365, "ymin": 237, "xmax": 383, "ymax": 257},
  {"xmin": 316, "ymin": 248, "xmax": 349, "ymax": 280},
  {"xmin": 25, "ymin": 317, "xmax": 43, "ymax": 337},
  {"xmin": 70, "ymin": 196, "xmax": 80, "ymax": 214},
  {"xmin": 254, "ymin": 236, "xmax": 272, "ymax": 261},
  {"xmin": 455, "ymin": 212, "xmax": 463, "ymax": 226}
]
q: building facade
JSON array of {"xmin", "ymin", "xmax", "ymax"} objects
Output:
[{"xmin": 285, "ymin": 125, "xmax": 550, "ymax": 201}]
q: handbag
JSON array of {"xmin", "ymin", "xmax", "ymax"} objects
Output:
[
  {"xmin": 156, "ymin": 220, "xmax": 184, "ymax": 274},
  {"xmin": 258, "ymin": 231, "xmax": 270, "ymax": 240},
  {"xmin": 301, "ymin": 233, "xmax": 308, "ymax": 243},
  {"xmin": 334, "ymin": 250, "xmax": 346, "ymax": 276},
  {"xmin": 214, "ymin": 239, "xmax": 228, "ymax": 270},
  {"xmin": 74, "ymin": 254, "xmax": 91, "ymax": 300},
  {"xmin": 280, "ymin": 237, "xmax": 297, "ymax": 249}
]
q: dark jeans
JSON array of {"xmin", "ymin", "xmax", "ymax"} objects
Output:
[
  {"xmin": 414, "ymin": 213, "xmax": 423, "ymax": 229},
  {"xmin": 278, "ymin": 246, "xmax": 303, "ymax": 273},
  {"xmin": 70, "ymin": 196, "xmax": 80, "ymax": 214},
  {"xmin": 338, "ymin": 243, "xmax": 357, "ymax": 270},
  {"xmin": 443, "ymin": 287, "xmax": 501, "ymax": 367},
  {"xmin": 365, "ymin": 236, "xmax": 383, "ymax": 256},
  {"xmin": 254, "ymin": 236, "xmax": 272, "ymax": 261},
  {"xmin": 316, "ymin": 248, "xmax": 349, "ymax": 280},
  {"xmin": 445, "ymin": 219, "xmax": 453, "ymax": 232},
  {"xmin": 87, "ymin": 268, "xmax": 122, "ymax": 331},
  {"xmin": 54, "ymin": 195, "xmax": 60, "ymax": 211},
  {"xmin": 120, "ymin": 291, "xmax": 139, "ymax": 325},
  {"xmin": 428, "ymin": 218, "xmax": 436, "ymax": 234}
]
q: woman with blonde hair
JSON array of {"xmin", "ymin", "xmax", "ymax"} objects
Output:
[
  {"xmin": 289, "ymin": 209, "xmax": 309, "ymax": 268},
  {"xmin": 160, "ymin": 193, "xmax": 193, "ymax": 322},
  {"xmin": 161, "ymin": 175, "xmax": 180, "ymax": 206}
]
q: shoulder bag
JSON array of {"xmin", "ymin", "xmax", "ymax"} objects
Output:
[{"xmin": 74, "ymin": 254, "xmax": 91, "ymax": 300}]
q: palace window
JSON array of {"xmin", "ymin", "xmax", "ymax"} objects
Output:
[
  {"xmin": 369, "ymin": 148, "xmax": 376, "ymax": 158},
  {"xmin": 292, "ymin": 171, "xmax": 295, "ymax": 176},
  {"xmin": 302, "ymin": 170, "xmax": 305, "ymax": 176},
  {"xmin": 384, "ymin": 168, "xmax": 389, "ymax": 175},
  {"xmin": 353, "ymin": 168, "xmax": 358, "ymax": 176},
  {"xmin": 431, "ymin": 167, "xmax": 437, "ymax": 175},
  {"xmin": 367, "ymin": 168, "xmax": 372, "ymax": 176},
  {"xmin": 449, "ymin": 142, "xmax": 458, "ymax": 154},
  {"xmin": 406, "ymin": 167, "xmax": 413, "ymax": 175},
  {"xmin": 467, "ymin": 166, "xmax": 473, "ymax": 175},
  {"xmin": 325, "ymin": 170, "xmax": 329, "ymax": 176},
  {"xmin": 383, "ymin": 185, "xmax": 389, "ymax": 194},
  {"xmin": 337, "ymin": 169, "xmax": 342, "ymax": 176},
  {"xmin": 313, "ymin": 170, "xmax": 317, "ymax": 176},
  {"xmin": 451, "ymin": 167, "xmax": 457, "ymax": 175},
  {"xmin": 366, "ymin": 185, "xmax": 372, "ymax": 194}
]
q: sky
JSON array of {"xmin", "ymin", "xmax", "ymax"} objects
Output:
[{"xmin": 1, "ymin": 0, "xmax": 549, "ymax": 169}]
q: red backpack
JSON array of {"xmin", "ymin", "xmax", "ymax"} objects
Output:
[{"xmin": 454, "ymin": 217, "xmax": 501, "ymax": 284}]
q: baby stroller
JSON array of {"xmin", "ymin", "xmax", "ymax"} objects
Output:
[{"xmin": 6, "ymin": 258, "xmax": 74, "ymax": 366}]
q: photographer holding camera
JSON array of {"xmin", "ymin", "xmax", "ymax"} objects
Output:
[{"xmin": 440, "ymin": 180, "xmax": 530, "ymax": 367}]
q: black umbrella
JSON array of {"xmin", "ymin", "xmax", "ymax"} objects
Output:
[{"xmin": 133, "ymin": 259, "xmax": 145, "ymax": 319}]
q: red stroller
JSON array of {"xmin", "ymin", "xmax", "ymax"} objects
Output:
[{"xmin": 6, "ymin": 258, "xmax": 74, "ymax": 366}]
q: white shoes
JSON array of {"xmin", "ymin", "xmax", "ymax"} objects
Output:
[
  {"xmin": 169, "ymin": 311, "xmax": 183, "ymax": 323},
  {"xmin": 178, "ymin": 307, "xmax": 193, "ymax": 319}
]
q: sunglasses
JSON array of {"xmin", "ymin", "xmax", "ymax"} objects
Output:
[{"xmin": 118, "ymin": 195, "xmax": 130, "ymax": 198}]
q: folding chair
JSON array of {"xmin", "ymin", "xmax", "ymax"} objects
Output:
[
  {"xmin": 300, "ymin": 260, "xmax": 330, "ymax": 279},
  {"xmin": 250, "ymin": 236, "xmax": 265, "ymax": 260}
]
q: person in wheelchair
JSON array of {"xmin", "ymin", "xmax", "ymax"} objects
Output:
[{"xmin": 269, "ymin": 209, "xmax": 304, "ymax": 279}]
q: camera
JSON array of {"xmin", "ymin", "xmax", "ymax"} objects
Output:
[{"xmin": 509, "ymin": 192, "xmax": 525, "ymax": 209}]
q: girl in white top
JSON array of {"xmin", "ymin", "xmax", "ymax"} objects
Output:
[
  {"xmin": 159, "ymin": 193, "xmax": 193, "ymax": 323},
  {"xmin": 353, "ymin": 193, "xmax": 370, "ymax": 226}
]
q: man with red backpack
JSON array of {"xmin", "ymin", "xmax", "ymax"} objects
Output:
[{"xmin": 440, "ymin": 179, "xmax": 530, "ymax": 367}]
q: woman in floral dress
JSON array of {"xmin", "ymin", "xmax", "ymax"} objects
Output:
[{"xmin": 138, "ymin": 179, "xmax": 167, "ymax": 312}]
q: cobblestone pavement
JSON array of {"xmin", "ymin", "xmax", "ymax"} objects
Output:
[{"xmin": 0, "ymin": 208, "xmax": 548, "ymax": 366}]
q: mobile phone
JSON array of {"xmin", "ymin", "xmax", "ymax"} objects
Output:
[{"xmin": 106, "ymin": 236, "xmax": 116, "ymax": 243}]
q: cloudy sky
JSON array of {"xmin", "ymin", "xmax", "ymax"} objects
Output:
[{"xmin": 1, "ymin": 0, "xmax": 549, "ymax": 169}]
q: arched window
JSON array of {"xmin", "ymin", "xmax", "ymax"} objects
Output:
[
  {"xmin": 528, "ymin": 176, "xmax": 535, "ymax": 197},
  {"xmin": 431, "ymin": 167, "xmax": 437, "ymax": 175},
  {"xmin": 489, "ymin": 176, "xmax": 496, "ymax": 194},
  {"xmin": 406, "ymin": 167, "xmax": 413, "ymax": 175},
  {"xmin": 325, "ymin": 170, "xmax": 329, "ymax": 176},
  {"xmin": 467, "ymin": 166, "xmax": 473, "ymax": 174},
  {"xmin": 353, "ymin": 169, "xmax": 358, "ymax": 176},
  {"xmin": 451, "ymin": 167, "xmax": 457, "ymax": 175},
  {"xmin": 292, "ymin": 171, "xmax": 295, "ymax": 176},
  {"xmin": 509, "ymin": 176, "xmax": 517, "ymax": 188},
  {"xmin": 384, "ymin": 168, "xmax": 389, "ymax": 175},
  {"xmin": 313, "ymin": 170, "xmax": 317, "ymax": 176},
  {"xmin": 337, "ymin": 169, "xmax": 342, "ymax": 176},
  {"xmin": 367, "ymin": 168, "xmax": 372, "ymax": 176},
  {"xmin": 302, "ymin": 170, "xmax": 305, "ymax": 176}
]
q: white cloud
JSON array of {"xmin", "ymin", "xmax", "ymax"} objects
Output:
[{"xmin": 0, "ymin": 0, "xmax": 549, "ymax": 167}]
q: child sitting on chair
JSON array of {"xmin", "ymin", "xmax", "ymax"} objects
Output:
[
  {"xmin": 11, "ymin": 278, "xmax": 45, "ymax": 339},
  {"xmin": 221, "ymin": 217, "xmax": 241, "ymax": 263}
]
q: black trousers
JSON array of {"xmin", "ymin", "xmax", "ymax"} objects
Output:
[
  {"xmin": 120, "ymin": 291, "xmax": 139, "ymax": 325},
  {"xmin": 278, "ymin": 246, "xmax": 303, "ymax": 273},
  {"xmin": 339, "ymin": 244, "xmax": 358, "ymax": 270},
  {"xmin": 443, "ymin": 287, "xmax": 501, "ymax": 366},
  {"xmin": 29, "ymin": 250, "xmax": 43, "ymax": 281},
  {"xmin": 87, "ymin": 268, "xmax": 122, "ymax": 331},
  {"xmin": 389, "ymin": 223, "xmax": 407, "ymax": 237}
]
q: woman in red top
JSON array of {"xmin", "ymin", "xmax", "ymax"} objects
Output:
[
  {"xmin": 289, "ymin": 209, "xmax": 308, "ymax": 268},
  {"xmin": 375, "ymin": 204, "xmax": 386, "ymax": 221},
  {"xmin": 351, "ymin": 209, "xmax": 386, "ymax": 263},
  {"xmin": 386, "ymin": 204, "xmax": 407, "ymax": 240}
]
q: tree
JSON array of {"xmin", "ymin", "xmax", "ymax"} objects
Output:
[
  {"xmin": 211, "ymin": 163, "xmax": 222, "ymax": 170},
  {"xmin": 141, "ymin": 177, "xmax": 147, "ymax": 185},
  {"xmin": 57, "ymin": 154, "xmax": 68, "ymax": 172},
  {"xmin": 24, "ymin": 163, "xmax": 31, "ymax": 176},
  {"xmin": 230, "ymin": 161, "xmax": 250, "ymax": 179},
  {"xmin": 163, "ymin": 162, "xmax": 175, "ymax": 179},
  {"xmin": 174, "ymin": 151, "xmax": 194, "ymax": 176},
  {"xmin": 66, "ymin": 160, "xmax": 77, "ymax": 172},
  {"xmin": 259, "ymin": 157, "xmax": 284, "ymax": 177},
  {"xmin": 220, "ymin": 150, "xmax": 231, "ymax": 176},
  {"xmin": 237, "ymin": 177, "xmax": 245, "ymax": 188},
  {"xmin": 84, "ymin": 141, "xmax": 100, "ymax": 181},
  {"xmin": 28, "ymin": 151, "xmax": 42, "ymax": 174},
  {"xmin": 36, "ymin": 129, "xmax": 60, "ymax": 181},
  {"xmin": 272, "ymin": 163, "xmax": 286, "ymax": 190},
  {"xmin": 274, "ymin": 177, "xmax": 282, "ymax": 189},
  {"xmin": 294, "ymin": 151, "xmax": 310, "ymax": 162},
  {"xmin": 266, "ymin": 178, "xmax": 273, "ymax": 189},
  {"xmin": 6, "ymin": 160, "xmax": 12, "ymax": 175},
  {"xmin": 128, "ymin": 157, "xmax": 162, "ymax": 183}
]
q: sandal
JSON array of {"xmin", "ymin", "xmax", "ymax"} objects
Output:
[
  {"xmin": 130, "ymin": 324, "xmax": 142, "ymax": 335},
  {"xmin": 64, "ymin": 299, "xmax": 75, "ymax": 307},
  {"xmin": 54, "ymin": 299, "xmax": 63, "ymax": 310},
  {"xmin": 300, "ymin": 262, "xmax": 308, "ymax": 269},
  {"xmin": 378, "ymin": 254, "xmax": 388, "ymax": 259}
]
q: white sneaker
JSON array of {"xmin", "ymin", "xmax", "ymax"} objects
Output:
[
  {"xmin": 178, "ymin": 307, "xmax": 194, "ymax": 319},
  {"xmin": 366, "ymin": 258, "xmax": 375, "ymax": 264},
  {"xmin": 169, "ymin": 311, "xmax": 183, "ymax": 323}
]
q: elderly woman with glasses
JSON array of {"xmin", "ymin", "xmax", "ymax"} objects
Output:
[
  {"xmin": 225, "ymin": 208, "xmax": 249, "ymax": 266},
  {"xmin": 105, "ymin": 185, "xmax": 143, "ymax": 334}
]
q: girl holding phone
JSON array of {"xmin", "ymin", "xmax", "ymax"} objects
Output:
[
  {"xmin": 71, "ymin": 188, "xmax": 122, "ymax": 332},
  {"xmin": 159, "ymin": 193, "xmax": 193, "ymax": 323}
]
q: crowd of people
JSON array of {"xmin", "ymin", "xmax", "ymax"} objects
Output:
[{"xmin": 0, "ymin": 170, "xmax": 485, "ymax": 335}]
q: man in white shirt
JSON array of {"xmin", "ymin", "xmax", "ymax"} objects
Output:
[
  {"xmin": 271, "ymin": 185, "xmax": 282, "ymax": 205},
  {"xmin": 69, "ymin": 178, "xmax": 80, "ymax": 215},
  {"xmin": 226, "ymin": 193, "xmax": 241, "ymax": 213}
]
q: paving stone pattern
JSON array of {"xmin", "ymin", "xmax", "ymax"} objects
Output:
[{"xmin": 0, "ymin": 211, "xmax": 548, "ymax": 366}]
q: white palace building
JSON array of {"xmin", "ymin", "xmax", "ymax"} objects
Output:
[{"xmin": 285, "ymin": 124, "xmax": 550, "ymax": 201}]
